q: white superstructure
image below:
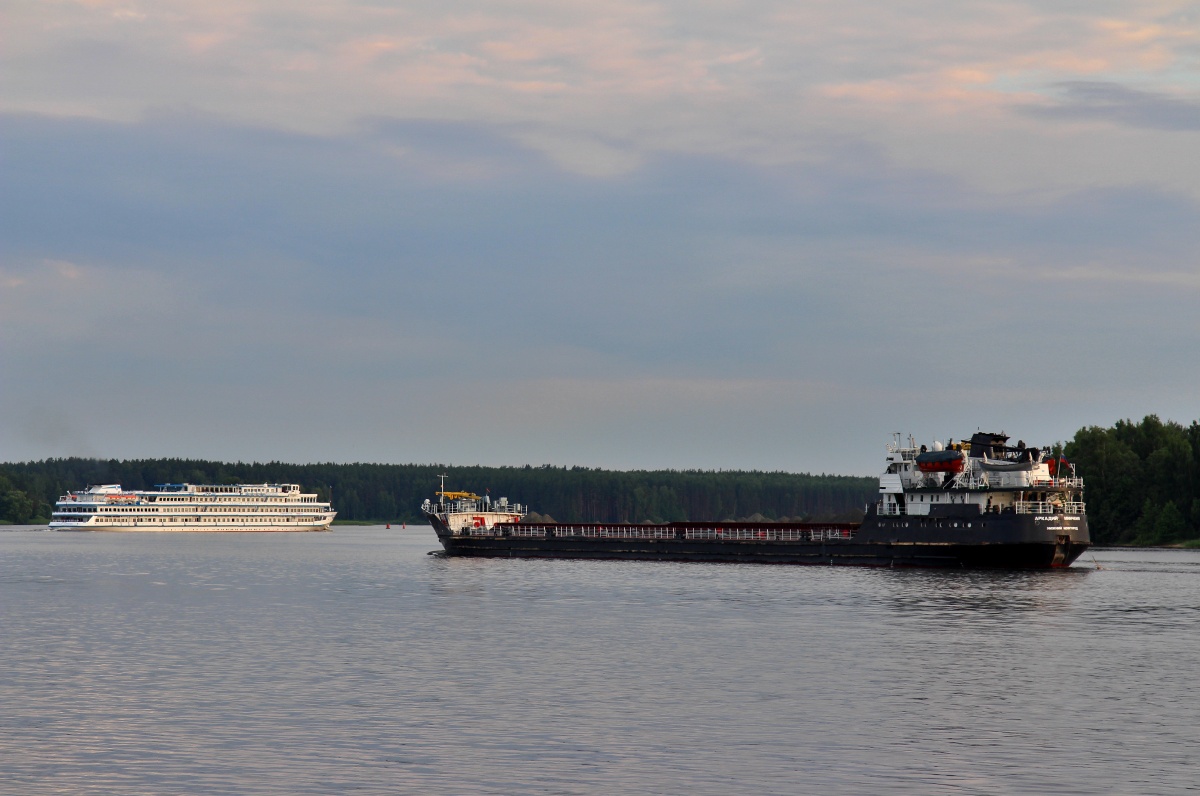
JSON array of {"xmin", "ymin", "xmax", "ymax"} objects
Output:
[
  {"xmin": 876, "ymin": 431, "xmax": 1085, "ymax": 518},
  {"xmin": 420, "ymin": 474, "xmax": 526, "ymax": 534},
  {"xmin": 49, "ymin": 483, "xmax": 336, "ymax": 532}
]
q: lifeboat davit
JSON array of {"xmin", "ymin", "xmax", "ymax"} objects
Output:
[{"xmin": 915, "ymin": 449, "xmax": 965, "ymax": 474}]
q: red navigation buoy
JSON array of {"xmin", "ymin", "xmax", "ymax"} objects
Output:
[{"xmin": 386, "ymin": 523, "xmax": 391, "ymax": 529}]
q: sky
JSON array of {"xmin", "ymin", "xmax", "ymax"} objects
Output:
[{"xmin": 2, "ymin": 0, "xmax": 1199, "ymax": 476}]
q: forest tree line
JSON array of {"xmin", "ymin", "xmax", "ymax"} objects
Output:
[
  {"xmin": 0, "ymin": 459, "xmax": 874, "ymax": 525},
  {"xmin": 1064, "ymin": 415, "xmax": 1200, "ymax": 545},
  {"xmin": 3, "ymin": 414, "xmax": 1197, "ymax": 545}
]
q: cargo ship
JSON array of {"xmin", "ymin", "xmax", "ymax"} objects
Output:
[{"xmin": 421, "ymin": 432, "xmax": 1090, "ymax": 568}]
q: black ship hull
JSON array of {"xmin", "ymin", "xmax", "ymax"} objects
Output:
[{"xmin": 428, "ymin": 508, "xmax": 1090, "ymax": 569}]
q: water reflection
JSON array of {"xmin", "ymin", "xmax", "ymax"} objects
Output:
[{"xmin": 881, "ymin": 568, "xmax": 1091, "ymax": 625}]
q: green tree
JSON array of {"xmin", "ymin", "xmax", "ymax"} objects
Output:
[
  {"xmin": 1068, "ymin": 416, "xmax": 1200, "ymax": 545},
  {"xmin": 0, "ymin": 490, "xmax": 35, "ymax": 524},
  {"xmin": 1153, "ymin": 501, "xmax": 1189, "ymax": 545}
]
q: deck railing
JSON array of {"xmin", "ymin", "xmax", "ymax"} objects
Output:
[
  {"xmin": 1027, "ymin": 476, "xmax": 1085, "ymax": 488},
  {"xmin": 463, "ymin": 524, "xmax": 855, "ymax": 541},
  {"xmin": 683, "ymin": 527, "xmax": 852, "ymax": 541},
  {"xmin": 1014, "ymin": 501, "xmax": 1086, "ymax": 515},
  {"xmin": 880, "ymin": 502, "xmax": 1085, "ymax": 516}
]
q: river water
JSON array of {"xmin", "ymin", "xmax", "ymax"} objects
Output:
[{"xmin": 1, "ymin": 525, "xmax": 1197, "ymax": 795}]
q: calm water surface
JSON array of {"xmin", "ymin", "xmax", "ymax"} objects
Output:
[{"xmin": 1, "ymin": 525, "xmax": 1197, "ymax": 795}]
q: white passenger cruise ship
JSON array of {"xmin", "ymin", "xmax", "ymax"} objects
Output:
[{"xmin": 49, "ymin": 483, "xmax": 336, "ymax": 532}]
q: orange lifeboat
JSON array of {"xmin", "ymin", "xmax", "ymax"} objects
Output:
[{"xmin": 915, "ymin": 450, "xmax": 965, "ymax": 474}]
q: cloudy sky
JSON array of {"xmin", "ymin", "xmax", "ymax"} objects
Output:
[{"xmin": 2, "ymin": 0, "xmax": 1199, "ymax": 475}]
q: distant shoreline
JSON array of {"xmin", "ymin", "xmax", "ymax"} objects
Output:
[{"xmin": 1, "ymin": 458, "xmax": 873, "ymax": 528}]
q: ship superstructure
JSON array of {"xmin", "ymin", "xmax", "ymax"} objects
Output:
[
  {"xmin": 865, "ymin": 431, "xmax": 1089, "ymax": 567},
  {"xmin": 878, "ymin": 432, "xmax": 1084, "ymax": 520},
  {"xmin": 420, "ymin": 474, "xmax": 527, "ymax": 534},
  {"xmin": 49, "ymin": 483, "xmax": 336, "ymax": 532},
  {"xmin": 421, "ymin": 430, "xmax": 1089, "ymax": 568}
]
